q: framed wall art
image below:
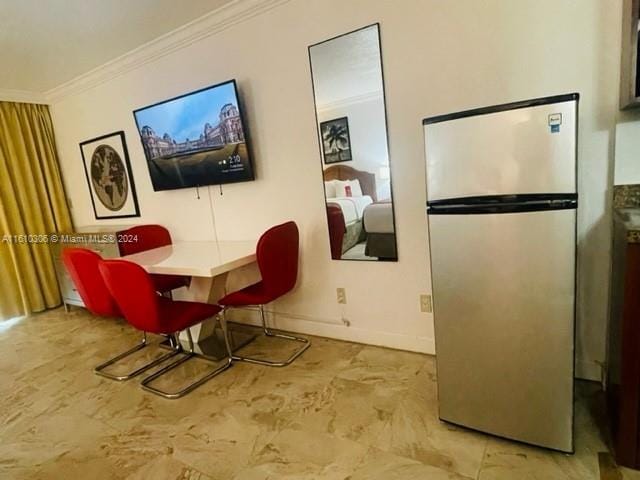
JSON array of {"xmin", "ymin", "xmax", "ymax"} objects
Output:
[
  {"xmin": 320, "ymin": 117, "xmax": 352, "ymax": 164},
  {"xmin": 79, "ymin": 131, "xmax": 140, "ymax": 220},
  {"xmin": 620, "ymin": 0, "xmax": 640, "ymax": 109}
]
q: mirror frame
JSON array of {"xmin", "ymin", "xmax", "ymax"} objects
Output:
[{"xmin": 308, "ymin": 22, "xmax": 399, "ymax": 262}]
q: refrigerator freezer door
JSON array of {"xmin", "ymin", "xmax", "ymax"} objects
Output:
[
  {"xmin": 429, "ymin": 209, "xmax": 575, "ymax": 452},
  {"xmin": 424, "ymin": 100, "xmax": 577, "ymax": 202}
]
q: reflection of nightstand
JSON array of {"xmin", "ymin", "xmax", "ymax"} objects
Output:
[
  {"xmin": 50, "ymin": 225, "xmax": 132, "ymax": 311},
  {"xmin": 362, "ymin": 202, "xmax": 397, "ymax": 260}
]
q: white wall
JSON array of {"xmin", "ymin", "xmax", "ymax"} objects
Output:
[{"xmin": 50, "ymin": 0, "xmax": 623, "ymax": 380}]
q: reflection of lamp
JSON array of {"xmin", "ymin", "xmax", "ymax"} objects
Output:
[{"xmin": 378, "ymin": 166, "xmax": 390, "ymax": 180}]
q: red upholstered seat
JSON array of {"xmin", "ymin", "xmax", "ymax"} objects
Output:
[
  {"xmin": 152, "ymin": 274, "xmax": 191, "ymax": 293},
  {"xmin": 62, "ymin": 248, "xmax": 120, "ymax": 317},
  {"xmin": 118, "ymin": 224, "xmax": 173, "ymax": 255},
  {"xmin": 156, "ymin": 297, "xmax": 221, "ymax": 333},
  {"xmin": 99, "ymin": 259, "xmax": 220, "ymax": 335},
  {"xmin": 118, "ymin": 225, "xmax": 189, "ymax": 293},
  {"xmin": 217, "ymin": 221, "xmax": 309, "ymax": 367},
  {"xmin": 98, "ymin": 258, "xmax": 232, "ymax": 396},
  {"xmin": 326, "ymin": 203, "xmax": 345, "ymax": 260},
  {"xmin": 64, "ymin": 247, "xmax": 186, "ymax": 383},
  {"xmin": 219, "ymin": 221, "xmax": 299, "ymax": 308},
  {"xmin": 218, "ymin": 282, "xmax": 274, "ymax": 307}
]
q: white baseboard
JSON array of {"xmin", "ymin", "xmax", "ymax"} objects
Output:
[
  {"xmin": 228, "ymin": 308, "xmax": 436, "ymax": 355},
  {"xmin": 228, "ymin": 308, "xmax": 597, "ymax": 382}
]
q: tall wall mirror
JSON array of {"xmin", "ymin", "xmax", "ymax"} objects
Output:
[{"xmin": 309, "ymin": 23, "xmax": 397, "ymax": 262}]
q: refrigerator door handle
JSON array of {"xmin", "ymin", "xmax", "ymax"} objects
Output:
[
  {"xmin": 427, "ymin": 200, "xmax": 577, "ymax": 215},
  {"xmin": 428, "ymin": 193, "xmax": 577, "ymax": 207}
]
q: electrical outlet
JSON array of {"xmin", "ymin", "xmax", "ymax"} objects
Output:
[
  {"xmin": 420, "ymin": 294, "xmax": 432, "ymax": 313},
  {"xmin": 337, "ymin": 288, "xmax": 347, "ymax": 304}
]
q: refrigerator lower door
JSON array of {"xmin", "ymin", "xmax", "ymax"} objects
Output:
[{"xmin": 429, "ymin": 208, "xmax": 575, "ymax": 452}]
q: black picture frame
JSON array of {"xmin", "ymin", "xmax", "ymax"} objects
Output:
[
  {"xmin": 320, "ymin": 117, "xmax": 352, "ymax": 164},
  {"xmin": 79, "ymin": 131, "xmax": 140, "ymax": 220},
  {"xmin": 620, "ymin": 0, "xmax": 640, "ymax": 108}
]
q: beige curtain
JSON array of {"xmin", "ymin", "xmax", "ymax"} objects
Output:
[{"xmin": 0, "ymin": 102, "xmax": 72, "ymax": 320}]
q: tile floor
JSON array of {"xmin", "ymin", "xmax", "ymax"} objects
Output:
[{"xmin": 0, "ymin": 307, "xmax": 638, "ymax": 479}]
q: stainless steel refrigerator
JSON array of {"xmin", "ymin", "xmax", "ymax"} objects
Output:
[{"xmin": 423, "ymin": 94, "xmax": 578, "ymax": 453}]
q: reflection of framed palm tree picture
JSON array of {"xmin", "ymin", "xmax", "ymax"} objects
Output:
[{"xmin": 320, "ymin": 117, "xmax": 352, "ymax": 164}]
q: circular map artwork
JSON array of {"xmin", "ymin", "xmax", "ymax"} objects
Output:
[{"xmin": 90, "ymin": 144, "xmax": 128, "ymax": 211}]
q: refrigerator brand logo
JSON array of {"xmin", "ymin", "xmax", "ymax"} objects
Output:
[{"xmin": 548, "ymin": 113, "xmax": 562, "ymax": 133}]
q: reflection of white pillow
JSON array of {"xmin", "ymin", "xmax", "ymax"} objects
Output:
[
  {"xmin": 349, "ymin": 179, "xmax": 363, "ymax": 197},
  {"xmin": 333, "ymin": 180, "xmax": 349, "ymax": 197},
  {"xmin": 334, "ymin": 179, "xmax": 363, "ymax": 197},
  {"xmin": 324, "ymin": 180, "xmax": 337, "ymax": 198}
]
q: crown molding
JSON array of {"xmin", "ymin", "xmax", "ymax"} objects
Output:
[
  {"xmin": 317, "ymin": 90, "xmax": 383, "ymax": 113},
  {"xmin": 45, "ymin": 0, "xmax": 290, "ymax": 104},
  {"xmin": 0, "ymin": 89, "xmax": 47, "ymax": 104}
]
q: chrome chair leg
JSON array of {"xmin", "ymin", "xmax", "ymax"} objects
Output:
[
  {"xmin": 231, "ymin": 305, "xmax": 310, "ymax": 367},
  {"xmin": 160, "ymin": 333, "xmax": 179, "ymax": 349},
  {"xmin": 94, "ymin": 332, "xmax": 182, "ymax": 381},
  {"xmin": 140, "ymin": 317, "xmax": 233, "ymax": 399},
  {"xmin": 219, "ymin": 311, "xmax": 234, "ymax": 358}
]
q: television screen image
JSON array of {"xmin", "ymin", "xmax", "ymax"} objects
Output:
[{"xmin": 133, "ymin": 80, "xmax": 254, "ymax": 191}]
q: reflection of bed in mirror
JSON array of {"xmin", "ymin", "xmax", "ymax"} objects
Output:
[
  {"xmin": 363, "ymin": 201, "xmax": 396, "ymax": 260},
  {"xmin": 324, "ymin": 164, "xmax": 377, "ymax": 202},
  {"xmin": 323, "ymin": 165, "xmax": 396, "ymax": 260},
  {"xmin": 323, "ymin": 165, "xmax": 372, "ymax": 258},
  {"xmin": 310, "ymin": 23, "xmax": 398, "ymax": 262}
]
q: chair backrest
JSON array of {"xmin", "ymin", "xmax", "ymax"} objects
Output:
[
  {"xmin": 118, "ymin": 225, "xmax": 172, "ymax": 256},
  {"xmin": 62, "ymin": 248, "xmax": 120, "ymax": 317},
  {"xmin": 256, "ymin": 221, "xmax": 299, "ymax": 301},
  {"xmin": 98, "ymin": 259, "xmax": 162, "ymax": 333},
  {"xmin": 326, "ymin": 204, "xmax": 345, "ymax": 260}
]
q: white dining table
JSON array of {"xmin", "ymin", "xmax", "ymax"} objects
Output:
[{"xmin": 120, "ymin": 240, "xmax": 258, "ymax": 357}]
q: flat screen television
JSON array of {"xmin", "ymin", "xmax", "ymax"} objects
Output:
[{"xmin": 133, "ymin": 79, "xmax": 254, "ymax": 191}]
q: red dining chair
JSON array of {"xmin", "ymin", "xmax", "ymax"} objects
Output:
[
  {"xmin": 218, "ymin": 221, "xmax": 310, "ymax": 367},
  {"xmin": 326, "ymin": 203, "xmax": 345, "ymax": 260},
  {"xmin": 99, "ymin": 259, "xmax": 233, "ymax": 398},
  {"xmin": 118, "ymin": 225, "xmax": 190, "ymax": 295},
  {"xmin": 62, "ymin": 248, "xmax": 180, "ymax": 381}
]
